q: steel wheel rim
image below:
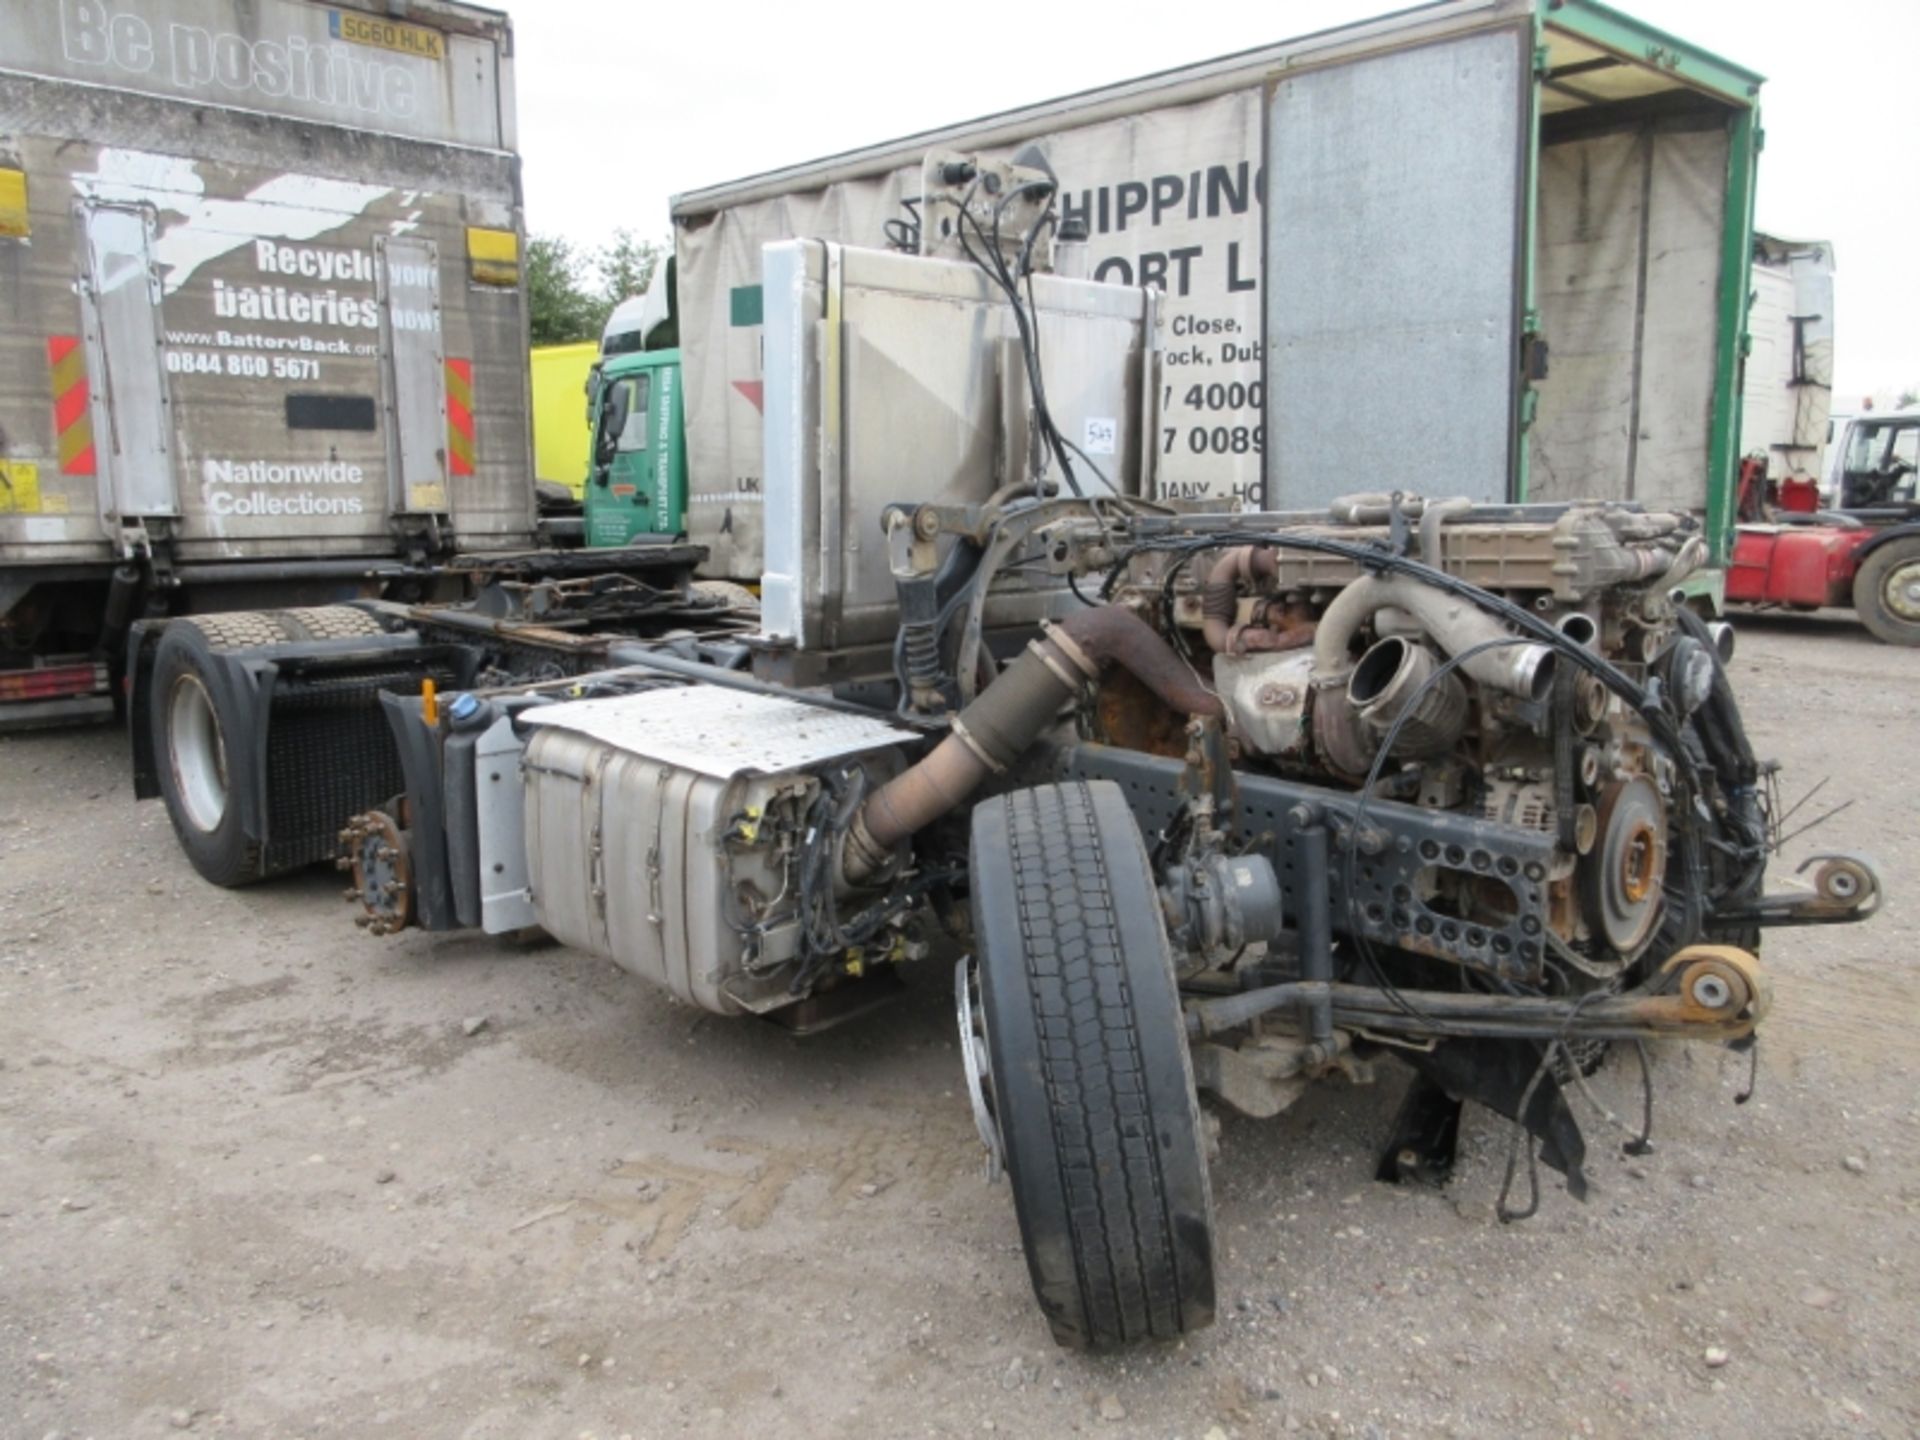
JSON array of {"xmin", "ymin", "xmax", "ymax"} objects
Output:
[
  {"xmin": 1881, "ymin": 558, "xmax": 1920, "ymax": 623},
  {"xmin": 168, "ymin": 673, "xmax": 229, "ymax": 833},
  {"xmin": 955, "ymin": 956, "xmax": 1005, "ymax": 1182}
]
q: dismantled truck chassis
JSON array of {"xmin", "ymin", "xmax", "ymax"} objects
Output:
[{"xmin": 158, "ymin": 497, "xmax": 1880, "ymax": 1352}]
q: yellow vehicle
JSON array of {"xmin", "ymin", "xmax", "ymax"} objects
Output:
[{"xmin": 529, "ymin": 341, "xmax": 598, "ymax": 500}]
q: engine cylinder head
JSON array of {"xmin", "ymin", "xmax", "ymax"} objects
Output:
[{"xmin": 1348, "ymin": 637, "xmax": 1469, "ymax": 759}]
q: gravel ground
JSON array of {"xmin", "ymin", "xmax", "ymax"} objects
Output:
[{"xmin": 2, "ymin": 610, "xmax": 1916, "ymax": 1440}]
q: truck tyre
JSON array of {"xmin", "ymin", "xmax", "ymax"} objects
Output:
[
  {"xmin": 968, "ymin": 779, "xmax": 1216, "ymax": 1350},
  {"xmin": 152, "ymin": 615, "xmax": 284, "ymax": 887},
  {"xmin": 268, "ymin": 605, "xmax": 385, "ymax": 642},
  {"xmin": 1852, "ymin": 537, "xmax": 1920, "ymax": 646}
]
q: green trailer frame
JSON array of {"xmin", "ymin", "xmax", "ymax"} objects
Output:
[{"xmin": 1525, "ymin": 0, "xmax": 1763, "ymax": 567}]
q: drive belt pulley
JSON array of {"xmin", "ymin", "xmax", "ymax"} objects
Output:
[{"xmin": 1582, "ymin": 775, "xmax": 1666, "ymax": 956}]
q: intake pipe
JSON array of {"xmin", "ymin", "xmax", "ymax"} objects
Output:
[
  {"xmin": 1310, "ymin": 575, "xmax": 1556, "ymax": 700},
  {"xmin": 1419, "ymin": 496, "xmax": 1473, "ymax": 569},
  {"xmin": 842, "ymin": 605, "xmax": 1221, "ymax": 882}
]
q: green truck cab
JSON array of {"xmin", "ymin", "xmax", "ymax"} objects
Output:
[{"xmin": 586, "ymin": 348, "xmax": 686, "ymax": 546}]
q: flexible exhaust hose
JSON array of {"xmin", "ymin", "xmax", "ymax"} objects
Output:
[{"xmin": 843, "ymin": 604, "xmax": 1220, "ymax": 881}]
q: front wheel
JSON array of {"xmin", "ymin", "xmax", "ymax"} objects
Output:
[
  {"xmin": 968, "ymin": 780, "xmax": 1216, "ymax": 1350},
  {"xmin": 1854, "ymin": 537, "xmax": 1920, "ymax": 646}
]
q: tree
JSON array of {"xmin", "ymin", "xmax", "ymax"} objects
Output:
[
  {"xmin": 1898, "ymin": 388, "xmax": 1918, "ymax": 410},
  {"xmin": 525, "ymin": 230, "xmax": 668, "ymax": 346},
  {"xmin": 596, "ymin": 230, "xmax": 662, "ymax": 310},
  {"xmin": 526, "ymin": 234, "xmax": 602, "ymax": 346}
]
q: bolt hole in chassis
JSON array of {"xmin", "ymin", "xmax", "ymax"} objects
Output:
[{"xmin": 133, "ymin": 247, "xmax": 1883, "ymax": 1353}]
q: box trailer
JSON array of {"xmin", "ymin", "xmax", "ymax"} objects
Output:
[
  {"xmin": 1740, "ymin": 233, "xmax": 1835, "ymax": 504},
  {"xmin": 0, "ymin": 0, "xmax": 535, "ymax": 724},
  {"xmin": 669, "ymin": 0, "xmax": 1761, "ymax": 599}
]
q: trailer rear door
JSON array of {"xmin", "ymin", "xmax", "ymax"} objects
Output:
[
  {"xmin": 376, "ymin": 236, "xmax": 451, "ymax": 517},
  {"xmin": 1263, "ymin": 24, "xmax": 1531, "ymax": 507}
]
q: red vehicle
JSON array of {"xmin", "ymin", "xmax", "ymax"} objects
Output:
[{"xmin": 1728, "ymin": 412, "xmax": 1920, "ymax": 645}]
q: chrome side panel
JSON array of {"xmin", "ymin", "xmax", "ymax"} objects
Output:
[{"xmin": 520, "ymin": 688, "xmax": 914, "ymax": 1014}]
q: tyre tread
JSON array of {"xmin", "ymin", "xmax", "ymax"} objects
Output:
[
  {"xmin": 269, "ymin": 606, "xmax": 385, "ymax": 642},
  {"xmin": 999, "ymin": 781, "xmax": 1186, "ymax": 1346},
  {"xmin": 179, "ymin": 611, "xmax": 288, "ymax": 652}
]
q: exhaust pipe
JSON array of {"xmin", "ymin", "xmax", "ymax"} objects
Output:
[
  {"xmin": 1199, "ymin": 545, "xmax": 1314, "ymax": 654},
  {"xmin": 843, "ymin": 605, "xmax": 1222, "ymax": 882}
]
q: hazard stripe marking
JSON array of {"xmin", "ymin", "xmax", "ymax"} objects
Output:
[
  {"xmin": 445, "ymin": 357, "xmax": 475, "ymax": 476},
  {"xmin": 47, "ymin": 336, "xmax": 95, "ymax": 477}
]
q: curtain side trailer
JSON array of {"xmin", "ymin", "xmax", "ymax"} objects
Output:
[{"xmin": 669, "ymin": 0, "xmax": 1763, "ymax": 633}]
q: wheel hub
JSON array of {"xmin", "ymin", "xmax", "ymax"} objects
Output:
[
  {"xmin": 1882, "ymin": 559, "xmax": 1920, "ymax": 623},
  {"xmin": 167, "ymin": 674, "xmax": 229, "ymax": 834},
  {"xmin": 339, "ymin": 810, "xmax": 413, "ymax": 936}
]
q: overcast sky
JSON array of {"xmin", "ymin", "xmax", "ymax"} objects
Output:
[{"xmin": 511, "ymin": 0, "xmax": 1916, "ymax": 400}]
